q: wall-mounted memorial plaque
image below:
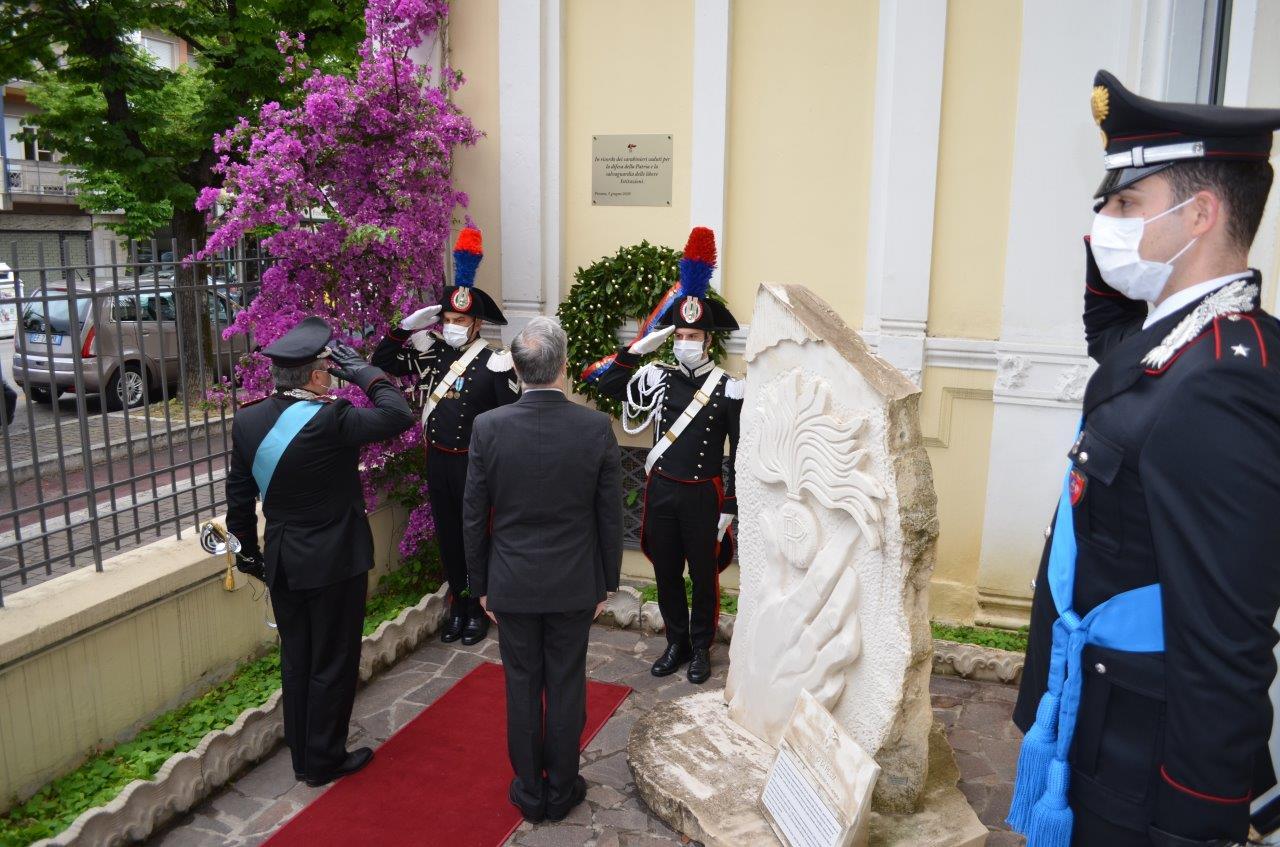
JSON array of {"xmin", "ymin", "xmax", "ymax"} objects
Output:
[
  {"xmin": 591, "ymin": 134, "xmax": 673, "ymax": 207},
  {"xmin": 760, "ymin": 689, "xmax": 880, "ymax": 847}
]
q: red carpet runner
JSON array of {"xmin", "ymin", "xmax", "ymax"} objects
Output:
[{"xmin": 265, "ymin": 661, "xmax": 632, "ymax": 847}]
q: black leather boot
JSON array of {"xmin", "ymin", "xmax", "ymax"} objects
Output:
[
  {"xmin": 462, "ymin": 599, "xmax": 490, "ymax": 645},
  {"xmin": 651, "ymin": 641, "xmax": 692, "ymax": 677},
  {"xmin": 440, "ymin": 603, "xmax": 466, "ymax": 643},
  {"xmin": 687, "ymin": 647, "xmax": 711, "ymax": 684}
]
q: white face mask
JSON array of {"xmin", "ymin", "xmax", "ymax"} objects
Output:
[
  {"xmin": 1089, "ymin": 196, "xmax": 1198, "ymax": 302},
  {"xmin": 673, "ymin": 340, "xmax": 708, "ymax": 369},
  {"xmin": 442, "ymin": 324, "xmax": 471, "ymax": 349}
]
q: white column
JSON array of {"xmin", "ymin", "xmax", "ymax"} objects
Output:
[
  {"xmin": 690, "ymin": 0, "xmax": 731, "ymax": 290},
  {"xmin": 497, "ymin": 0, "xmax": 562, "ymax": 344},
  {"xmin": 861, "ymin": 0, "xmax": 947, "ymax": 387},
  {"xmin": 975, "ymin": 0, "xmax": 1143, "ymax": 626}
]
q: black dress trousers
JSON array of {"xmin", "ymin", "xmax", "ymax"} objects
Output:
[
  {"xmin": 495, "ymin": 609, "xmax": 595, "ymax": 812},
  {"xmin": 427, "ymin": 446, "xmax": 471, "ymax": 610},
  {"xmin": 642, "ymin": 474, "xmax": 721, "ymax": 650},
  {"xmin": 270, "ymin": 569, "xmax": 369, "ymax": 779}
]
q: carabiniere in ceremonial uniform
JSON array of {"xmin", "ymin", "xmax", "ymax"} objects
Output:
[
  {"xmin": 227, "ymin": 317, "xmax": 414, "ymax": 787},
  {"xmin": 372, "ymin": 225, "xmax": 520, "ymax": 645},
  {"xmin": 594, "ymin": 226, "xmax": 741, "ymax": 686},
  {"xmin": 1009, "ymin": 71, "xmax": 1280, "ymax": 847}
]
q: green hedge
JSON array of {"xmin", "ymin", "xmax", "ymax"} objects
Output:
[
  {"xmin": 0, "ymin": 559, "xmax": 441, "ymax": 847},
  {"xmin": 931, "ymin": 622, "xmax": 1028, "ymax": 654}
]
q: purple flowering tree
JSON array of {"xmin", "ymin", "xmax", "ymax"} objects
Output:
[{"xmin": 197, "ymin": 0, "xmax": 479, "ymax": 567}]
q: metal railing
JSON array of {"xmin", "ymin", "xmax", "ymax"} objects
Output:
[
  {"xmin": 0, "ymin": 238, "xmax": 265, "ymax": 605},
  {"xmin": 2, "ymin": 159, "xmax": 80, "ymax": 198}
]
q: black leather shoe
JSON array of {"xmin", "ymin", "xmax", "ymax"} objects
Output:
[
  {"xmin": 461, "ymin": 613, "xmax": 490, "ymax": 645},
  {"xmin": 651, "ymin": 642, "xmax": 692, "ymax": 677},
  {"xmin": 440, "ymin": 611, "xmax": 465, "ymax": 643},
  {"xmin": 304, "ymin": 747, "xmax": 374, "ymax": 787},
  {"xmin": 508, "ymin": 779, "xmax": 545, "ymax": 823},
  {"xmin": 687, "ymin": 647, "xmax": 711, "ymax": 684},
  {"xmin": 546, "ymin": 776, "xmax": 587, "ymax": 822}
]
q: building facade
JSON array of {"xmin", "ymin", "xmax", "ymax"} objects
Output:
[
  {"xmin": 440, "ymin": 0, "xmax": 1280, "ymax": 626},
  {"xmin": 0, "ymin": 30, "xmax": 183, "ymax": 273}
]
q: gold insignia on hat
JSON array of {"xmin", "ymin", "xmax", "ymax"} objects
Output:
[{"xmin": 1091, "ymin": 85, "xmax": 1110, "ymax": 126}]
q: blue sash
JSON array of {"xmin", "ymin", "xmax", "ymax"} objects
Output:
[
  {"xmin": 1007, "ymin": 422, "xmax": 1164, "ymax": 846},
  {"xmin": 251, "ymin": 400, "xmax": 322, "ymax": 503}
]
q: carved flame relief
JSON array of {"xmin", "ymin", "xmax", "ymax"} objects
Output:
[{"xmin": 728, "ymin": 371, "xmax": 889, "ymax": 743}]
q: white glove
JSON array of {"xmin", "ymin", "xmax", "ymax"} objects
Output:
[
  {"xmin": 717, "ymin": 513, "xmax": 734, "ymax": 541},
  {"xmin": 628, "ymin": 325, "xmax": 675, "ymax": 356},
  {"xmin": 401, "ymin": 304, "xmax": 442, "ymax": 331}
]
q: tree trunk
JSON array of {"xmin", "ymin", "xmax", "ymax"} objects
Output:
[{"xmin": 171, "ymin": 206, "xmax": 213, "ymax": 404}]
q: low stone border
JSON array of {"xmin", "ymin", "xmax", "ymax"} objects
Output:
[
  {"xmin": 33, "ymin": 584, "xmax": 449, "ymax": 847},
  {"xmin": 931, "ymin": 638, "xmax": 1024, "ymax": 685},
  {"xmin": 599, "ymin": 586, "xmax": 1024, "ymax": 684},
  {"xmin": 597, "ymin": 585, "xmax": 736, "ymax": 643}
]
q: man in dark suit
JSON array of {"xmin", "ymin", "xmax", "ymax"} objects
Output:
[
  {"xmin": 226, "ymin": 317, "xmax": 414, "ymax": 787},
  {"xmin": 463, "ymin": 316, "xmax": 623, "ymax": 824}
]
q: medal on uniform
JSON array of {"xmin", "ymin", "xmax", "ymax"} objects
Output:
[{"xmin": 1069, "ymin": 469, "xmax": 1086, "ymax": 506}]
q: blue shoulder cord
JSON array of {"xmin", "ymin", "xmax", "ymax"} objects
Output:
[{"xmin": 1007, "ymin": 421, "xmax": 1165, "ymax": 846}]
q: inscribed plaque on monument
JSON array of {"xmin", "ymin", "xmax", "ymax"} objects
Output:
[
  {"xmin": 591, "ymin": 134, "xmax": 673, "ymax": 206},
  {"xmin": 760, "ymin": 690, "xmax": 879, "ymax": 847}
]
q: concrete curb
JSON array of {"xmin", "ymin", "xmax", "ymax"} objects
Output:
[
  {"xmin": 597, "ymin": 586, "xmax": 1024, "ymax": 685},
  {"xmin": 33, "ymin": 583, "xmax": 449, "ymax": 847}
]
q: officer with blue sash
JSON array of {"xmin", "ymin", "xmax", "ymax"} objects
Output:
[
  {"xmin": 226, "ymin": 316, "xmax": 413, "ymax": 787},
  {"xmin": 1010, "ymin": 72, "xmax": 1280, "ymax": 847}
]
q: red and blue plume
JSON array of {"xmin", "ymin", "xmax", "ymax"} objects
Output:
[
  {"xmin": 678, "ymin": 226, "xmax": 717, "ymax": 298},
  {"xmin": 452, "ymin": 226, "xmax": 484, "ymax": 288}
]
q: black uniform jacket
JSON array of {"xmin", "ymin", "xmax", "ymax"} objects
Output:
[
  {"xmin": 595, "ymin": 349, "xmax": 742, "ymax": 513},
  {"xmin": 226, "ymin": 375, "xmax": 414, "ymax": 591},
  {"xmin": 371, "ymin": 328, "xmax": 520, "ymax": 452},
  {"xmin": 1014, "ymin": 243, "xmax": 1280, "ymax": 843}
]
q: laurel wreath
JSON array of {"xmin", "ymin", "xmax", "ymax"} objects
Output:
[{"xmin": 557, "ymin": 240, "xmax": 729, "ymax": 418}]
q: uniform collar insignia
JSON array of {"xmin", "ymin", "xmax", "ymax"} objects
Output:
[
  {"xmin": 280, "ymin": 388, "xmax": 324, "ymax": 402},
  {"xmin": 679, "ymin": 358, "xmax": 715, "ymax": 379},
  {"xmin": 1142, "ymin": 278, "xmax": 1259, "ymax": 370}
]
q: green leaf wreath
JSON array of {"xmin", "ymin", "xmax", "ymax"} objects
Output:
[{"xmin": 558, "ymin": 240, "xmax": 729, "ymax": 418}]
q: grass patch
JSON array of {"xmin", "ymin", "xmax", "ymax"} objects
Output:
[
  {"xmin": 0, "ymin": 558, "xmax": 441, "ymax": 847},
  {"xmin": 931, "ymin": 622, "xmax": 1028, "ymax": 654},
  {"xmin": 638, "ymin": 577, "xmax": 738, "ymax": 616}
]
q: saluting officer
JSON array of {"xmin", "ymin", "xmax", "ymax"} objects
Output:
[
  {"xmin": 227, "ymin": 317, "xmax": 413, "ymax": 787},
  {"xmin": 1009, "ymin": 71, "xmax": 1280, "ymax": 847},
  {"xmin": 594, "ymin": 227, "xmax": 741, "ymax": 685},
  {"xmin": 372, "ymin": 225, "xmax": 520, "ymax": 645}
]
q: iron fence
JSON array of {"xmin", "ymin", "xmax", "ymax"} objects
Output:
[{"xmin": 0, "ymin": 238, "xmax": 265, "ymax": 605}]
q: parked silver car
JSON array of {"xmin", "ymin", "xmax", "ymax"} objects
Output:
[{"xmin": 11, "ymin": 280, "xmax": 248, "ymax": 409}]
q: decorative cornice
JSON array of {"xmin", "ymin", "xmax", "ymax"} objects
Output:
[{"xmin": 932, "ymin": 639, "xmax": 1023, "ymax": 685}]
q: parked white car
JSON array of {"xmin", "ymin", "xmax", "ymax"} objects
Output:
[{"xmin": 0, "ymin": 263, "xmax": 22, "ymax": 340}]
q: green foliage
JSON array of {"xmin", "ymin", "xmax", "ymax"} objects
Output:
[
  {"xmin": 931, "ymin": 622, "xmax": 1029, "ymax": 654},
  {"xmin": 638, "ymin": 578, "xmax": 738, "ymax": 615},
  {"xmin": 557, "ymin": 241, "xmax": 729, "ymax": 418},
  {"xmin": 363, "ymin": 545, "xmax": 444, "ymax": 636},
  {"xmin": 0, "ymin": 560, "xmax": 440, "ymax": 846},
  {"xmin": 0, "ymin": 0, "xmax": 366, "ymax": 238}
]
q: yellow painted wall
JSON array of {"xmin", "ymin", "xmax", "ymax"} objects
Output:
[
  {"xmin": 920, "ymin": 366, "xmax": 996, "ymax": 624},
  {"xmin": 926, "ymin": 0, "xmax": 1022, "ymax": 340},
  {"xmin": 723, "ymin": 0, "xmax": 879, "ymax": 328},
  {"xmin": 562, "ymin": 0, "xmax": 694, "ymax": 298},
  {"xmin": 449, "ymin": 0, "xmax": 503, "ymax": 302}
]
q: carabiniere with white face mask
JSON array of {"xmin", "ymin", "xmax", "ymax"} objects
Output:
[
  {"xmin": 1008, "ymin": 70, "xmax": 1280, "ymax": 847},
  {"xmin": 592, "ymin": 226, "xmax": 742, "ymax": 688},
  {"xmin": 371, "ymin": 224, "xmax": 521, "ymax": 647}
]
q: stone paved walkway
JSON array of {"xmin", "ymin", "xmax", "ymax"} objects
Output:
[{"xmin": 149, "ymin": 626, "xmax": 1025, "ymax": 846}]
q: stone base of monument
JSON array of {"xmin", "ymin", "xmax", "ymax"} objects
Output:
[{"xmin": 628, "ymin": 691, "xmax": 988, "ymax": 847}]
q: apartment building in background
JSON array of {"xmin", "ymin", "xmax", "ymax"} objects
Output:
[{"xmin": 0, "ymin": 30, "xmax": 187, "ymax": 274}]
